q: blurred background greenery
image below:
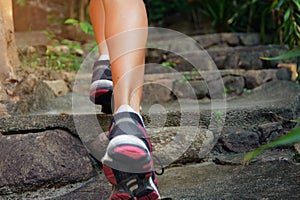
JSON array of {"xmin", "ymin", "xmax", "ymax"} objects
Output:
[
  {"xmin": 14, "ymin": 0, "xmax": 300, "ymax": 48},
  {"xmin": 145, "ymin": 0, "xmax": 300, "ymax": 48},
  {"xmin": 13, "ymin": 0, "xmax": 299, "ymax": 72}
]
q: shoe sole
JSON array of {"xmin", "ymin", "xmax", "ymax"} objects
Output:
[
  {"xmin": 109, "ymin": 176, "xmax": 160, "ymax": 200},
  {"xmin": 90, "ymin": 80, "xmax": 113, "ymax": 113},
  {"xmin": 102, "ymin": 135, "xmax": 160, "ymax": 199},
  {"xmin": 102, "ymin": 135, "xmax": 153, "ymax": 173},
  {"xmin": 110, "ymin": 189, "xmax": 159, "ymax": 200}
]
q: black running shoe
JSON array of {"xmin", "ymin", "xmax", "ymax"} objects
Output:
[
  {"xmin": 102, "ymin": 112, "xmax": 160, "ymax": 200},
  {"xmin": 89, "ymin": 60, "xmax": 113, "ymax": 113}
]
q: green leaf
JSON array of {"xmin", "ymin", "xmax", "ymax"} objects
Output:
[
  {"xmin": 162, "ymin": 61, "xmax": 176, "ymax": 68},
  {"xmin": 260, "ymin": 46, "xmax": 300, "ymax": 60},
  {"xmin": 276, "ymin": 0, "xmax": 285, "ymax": 9},
  {"xmin": 64, "ymin": 18, "xmax": 79, "ymax": 25},
  {"xmin": 16, "ymin": 0, "xmax": 26, "ymax": 7},
  {"xmin": 293, "ymin": 0, "xmax": 300, "ymax": 11},
  {"xmin": 79, "ymin": 22, "xmax": 89, "ymax": 33},
  {"xmin": 284, "ymin": 7, "xmax": 291, "ymax": 22},
  {"xmin": 244, "ymin": 126, "xmax": 300, "ymax": 164},
  {"xmin": 269, "ymin": 126, "xmax": 300, "ymax": 146},
  {"xmin": 291, "ymin": 119, "xmax": 300, "ymax": 123}
]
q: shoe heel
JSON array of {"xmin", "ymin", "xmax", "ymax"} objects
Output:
[
  {"xmin": 137, "ymin": 191, "xmax": 160, "ymax": 200},
  {"xmin": 110, "ymin": 192, "xmax": 133, "ymax": 200}
]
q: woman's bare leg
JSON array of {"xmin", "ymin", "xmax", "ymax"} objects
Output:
[
  {"xmin": 89, "ymin": 0, "xmax": 109, "ymax": 56},
  {"xmin": 102, "ymin": 0, "xmax": 148, "ymax": 114}
]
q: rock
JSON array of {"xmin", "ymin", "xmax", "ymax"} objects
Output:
[
  {"xmin": 213, "ymin": 55, "xmax": 226, "ymax": 69},
  {"xmin": 239, "ymin": 33, "xmax": 261, "ymax": 46},
  {"xmin": 0, "ymin": 129, "xmax": 94, "ymax": 194},
  {"xmin": 293, "ymin": 93, "xmax": 300, "ymax": 155},
  {"xmin": 244, "ymin": 70, "xmax": 278, "ymax": 89},
  {"xmin": 276, "ymin": 67, "xmax": 292, "ymax": 81},
  {"xmin": 0, "ymin": 103, "xmax": 10, "ymax": 118},
  {"xmin": 277, "ymin": 63, "xmax": 297, "ymax": 81},
  {"xmin": 262, "ymin": 47, "xmax": 296, "ymax": 68},
  {"xmin": 218, "ymin": 127, "xmax": 260, "ymax": 153},
  {"xmin": 294, "ymin": 143, "xmax": 300, "ymax": 154},
  {"xmin": 258, "ymin": 122, "xmax": 284, "ymax": 143},
  {"xmin": 213, "ymin": 153, "xmax": 244, "ymax": 165},
  {"xmin": 75, "ymin": 48, "xmax": 84, "ymax": 56},
  {"xmin": 14, "ymin": 74, "xmax": 39, "ymax": 96},
  {"xmin": 190, "ymin": 80, "xmax": 208, "ymax": 99},
  {"xmin": 223, "ymin": 75, "xmax": 245, "ymax": 95},
  {"xmin": 293, "ymin": 93, "xmax": 300, "ymax": 121},
  {"xmin": 206, "ymin": 77, "xmax": 226, "ymax": 99},
  {"xmin": 0, "ymin": 84, "xmax": 9, "ymax": 101},
  {"xmin": 173, "ymin": 80, "xmax": 208, "ymax": 99},
  {"xmin": 223, "ymin": 54, "xmax": 239, "ymax": 69},
  {"xmin": 145, "ymin": 49, "xmax": 163, "ymax": 64},
  {"xmin": 221, "ymin": 33, "xmax": 240, "ymax": 46},
  {"xmin": 142, "ymin": 79, "xmax": 173, "ymax": 103},
  {"xmin": 256, "ymin": 149, "xmax": 294, "ymax": 163},
  {"xmin": 238, "ymin": 53, "xmax": 263, "ymax": 70},
  {"xmin": 193, "ymin": 34, "xmax": 222, "ymax": 49},
  {"xmin": 43, "ymin": 80, "xmax": 70, "ymax": 97},
  {"xmin": 149, "ymin": 126, "xmax": 215, "ymax": 165},
  {"xmin": 47, "ymin": 45, "xmax": 70, "ymax": 54}
]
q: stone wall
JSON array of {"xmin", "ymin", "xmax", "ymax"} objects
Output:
[
  {"xmin": 142, "ymin": 68, "xmax": 291, "ymax": 104},
  {"xmin": 11, "ymin": 32, "xmax": 297, "ymax": 113}
]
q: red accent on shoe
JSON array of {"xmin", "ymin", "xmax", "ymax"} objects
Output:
[
  {"xmin": 114, "ymin": 145, "xmax": 147, "ymax": 160},
  {"xmin": 145, "ymin": 172, "xmax": 152, "ymax": 179},
  {"xmin": 102, "ymin": 164, "xmax": 117, "ymax": 185},
  {"xmin": 138, "ymin": 191, "xmax": 160, "ymax": 200},
  {"xmin": 90, "ymin": 89, "xmax": 110, "ymax": 97},
  {"xmin": 110, "ymin": 192, "xmax": 133, "ymax": 200},
  {"xmin": 153, "ymin": 178, "xmax": 158, "ymax": 188},
  {"xmin": 142, "ymin": 162, "xmax": 153, "ymax": 170},
  {"xmin": 138, "ymin": 124, "xmax": 153, "ymax": 152}
]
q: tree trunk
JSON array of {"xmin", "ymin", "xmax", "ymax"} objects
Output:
[
  {"xmin": 79, "ymin": 0, "xmax": 88, "ymax": 22},
  {"xmin": 69, "ymin": 0, "xmax": 75, "ymax": 19},
  {"xmin": 0, "ymin": 0, "xmax": 19, "ymax": 82},
  {"xmin": 0, "ymin": 0, "xmax": 19, "ymax": 117}
]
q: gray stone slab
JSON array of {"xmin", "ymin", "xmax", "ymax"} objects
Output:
[
  {"xmin": 0, "ymin": 129, "xmax": 94, "ymax": 194},
  {"xmin": 158, "ymin": 161, "xmax": 300, "ymax": 199},
  {"xmin": 8, "ymin": 160, "xmax": 299, "ymax": 200},
  {"xmin": 2, "ymin": 81, "xmax": 299, "ymax": 137}
]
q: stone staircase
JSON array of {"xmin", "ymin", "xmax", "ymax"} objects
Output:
[{"xmin": 1, "ymin": 32, "xmax": 300, "ymax": 199}]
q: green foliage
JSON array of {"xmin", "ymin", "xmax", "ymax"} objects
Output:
[
  {"xmin": 65, "ymin": 18, "xmax": 94, "ymax": 36},
  {"xmin": 195, "ymin": 0, "xmax": 243, "ymax": 32},
  {"xmin": 146, "ymin": 0, "xmax": 300, "ymax": 47},
  {"xmin": 244, "ymin": 120, "xmax": 300, "ymax": 164},
  {"xmin": 161, "ymin": 61, "xmax": 176, "ymax": 68},
  {"xmin": 16, "ymin": 0, "xmax": 26, "ymax": 6},
  {"xmin": 261, "ymin": 46, "xmax": 300, "ymax": 61},
  {"xmin": 270, "ymin": 0, "xmax": 300, "ymax": 48},
  {"xmin": 146, "ymin": 0, "xmax": 191, "ymax": 22},
  {"xmin": 19, "ymin": 31, "xmax": 84, "ymax": 72},
  {"xmin": 45, "ymin": 39, "xmax": 83, "ymax": 71}
]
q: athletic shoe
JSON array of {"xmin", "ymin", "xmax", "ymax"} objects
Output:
[
  {"xmin": 102, "ymin": 112, "xmax": 160, "ymax": 200},
  {"xmin": 89, "ymin": 60, "xmax": 113, "ymax": 113}
]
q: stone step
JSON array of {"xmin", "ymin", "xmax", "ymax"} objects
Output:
[
  {"xmin": 3, "ymin": 81, "xmax": 298, "ymax": 132},
  {"xmin": 2, "ymin": 81, "xmax": 298, "ymax": 132},
  {"xmin": 1, "ymin": 80, "xmax": 299, "ymax": 197},
  {"xmin": 147, "ymin": 32, "xmax": 262, "ymax": 49},
  {"xmin": 70, "ymin": 68, "xmax": 292, "ymax": 105},
  {"xmin": 7, "ymin": 31, "xmax": 299, "ymax": 199},
  {"xmin": 146, "ymin": 45, "xmax": 292, "ymax": 74}
]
